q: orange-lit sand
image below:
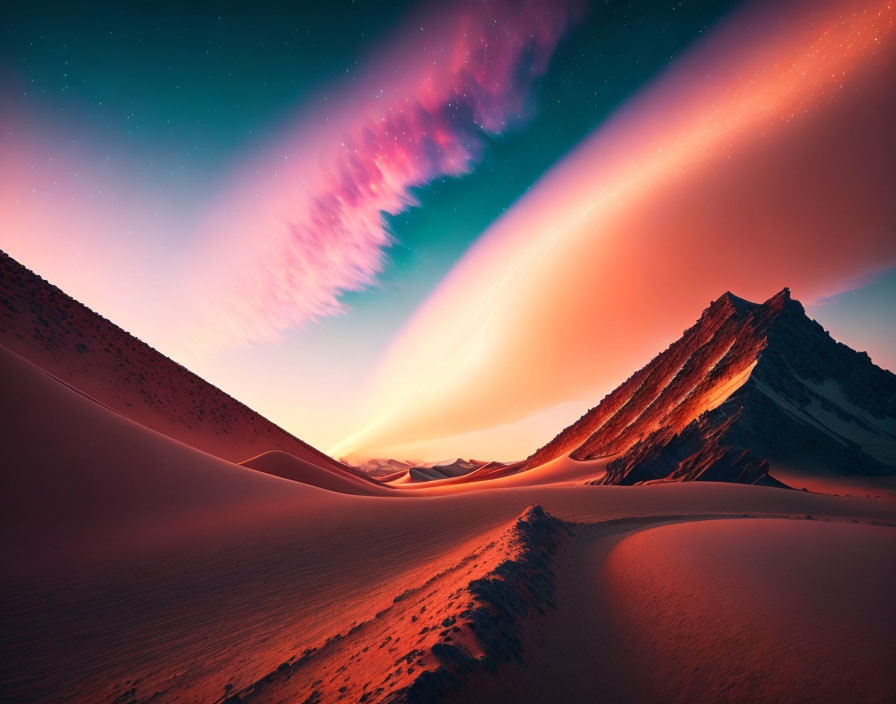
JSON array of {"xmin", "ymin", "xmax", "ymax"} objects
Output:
[
  {"xmin": 387, "ymin": 455, "xmax": 608, "ymax": 492},
  {"xmin": 770, "ymin": 464, "xmax": 896, "ymax": 499},
  {"xmin": 3, "ymin": 341, "xmax": 895, "ymax": 703},
  {"xmin": 445, "ymin": 517, "xmax": 896, "ymax": 704},
  {"xmin": 601, "ymin": 519, "xmax": 896, "ymax": 703}
]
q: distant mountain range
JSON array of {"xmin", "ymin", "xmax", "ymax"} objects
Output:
[
  {"xmin": 352, "ymin": 457, "xmax": 510, "ymax": 483},
  {"xmin": 525, "ymin": 288, "xmax": 896, "ymax": 486}
]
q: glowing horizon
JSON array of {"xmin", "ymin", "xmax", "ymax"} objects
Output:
[
  {"xmin": 335, "ymin": 0, "xmax": 896, "ymax": 461},
  {"xmin": 2, "ymin": 0, "xmax": 894, "ymax": 462}
]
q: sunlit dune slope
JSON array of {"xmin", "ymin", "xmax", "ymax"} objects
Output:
[
  {"xmin": 387, "ymin": 457, "xmax": 607, "ymax": 492},
  {"xmin": 221, "ymin": 505, "xmax": 572, "ymax": 704},
  {"xmin": 0, "ymin": 250, "xmax": 362, "ymax": 478},
  {"xmin": 602, "ymin": 519, "xmax": 896, "ymax": 703},
  {"xmin": 386, "ymin": 459, "xmax": 514, "ymax": 486}
]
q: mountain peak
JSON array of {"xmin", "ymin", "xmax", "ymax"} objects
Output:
[
  {"xmin": 768, "ymin": 286, "xmax": 791, "ymax": 301},
  {"xmin": 718, "ymin": 290, "xmax": 752, "ymax": 306},
  {"xmin": 710, "ymin": 289, "xmax": 754, "ymax": 312},
  {"xmin": 762, "ymin": 286, "xmax": 802, "ymax": 313},
  {"xmin": 524, "ymin": 287, "xmax": 896, "ymax": 485},
  {"xmin": 694, "ymin": 290, "xmax": 757, "ymax": 330}
]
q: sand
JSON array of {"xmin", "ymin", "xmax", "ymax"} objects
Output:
[
  {"xmin": 445, "ymin": 517, "xmax": 896, "ymax": 704},
  {"xmin": 601, "ymin": 518, "xmax": 896, "ymax": 703},
  {"xmin": 241, "ymin": 450, "xmax": 393, "ymax": 496},
  {"xmin": 3, "ymin": 342, "xmax": 896, "ymax": 703}
]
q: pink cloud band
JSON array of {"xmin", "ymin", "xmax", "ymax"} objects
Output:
[{"xmin": 196, "ymin": 0, "xmax": 584, "ymax": 350}]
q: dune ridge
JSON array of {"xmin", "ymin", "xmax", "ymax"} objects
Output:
[
  {"xmin": 446, "ymin": 513, "xmax": 896, "ymax": 704},
  {"xmin": 223, "ymin": 505, "xmax": 570, "ymax": 704},
  {"xmin": 241, "ymin": 450, "xmax": 392, "ymax": 496}
]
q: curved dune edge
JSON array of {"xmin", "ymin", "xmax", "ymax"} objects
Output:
[
  {"xmin": 240, "ymin": 450, "xmax": 391, "ymax": 496},
  {"xmin": 212, "ymin": 510, "xmax": 896, "ymax": 704},
  {"xmin": 600, "ymin": 517, "xmax": 896, "ymax": 704},
  {"xmin": 0, "ymin": 343, "xmax": 333, "ymax": 571},
  {"xmin": 432, "ymin": 513, "xmax": 896, "ymax": 704}
]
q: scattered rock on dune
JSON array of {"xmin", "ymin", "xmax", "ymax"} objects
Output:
[{"xmin": 226, "ymin": 506, "xmax": 572, "ymax": 704}]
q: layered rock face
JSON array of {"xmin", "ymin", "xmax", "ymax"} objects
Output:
[{"xmin": 525, "ymin": 288, "xmax": 896, "ymax": 485}]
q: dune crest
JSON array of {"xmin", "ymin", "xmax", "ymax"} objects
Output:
[
  {"xmin": 224, "ymin": 506, "xmax": 571, "ymax": 704},
  {"xmin": 241, "ymin": 450, "xmax": 391, "ymax": 496}
]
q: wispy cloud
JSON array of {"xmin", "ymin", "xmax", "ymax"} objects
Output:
[
  {"xmin": 334, "ymin": 0, "xmax": 896, "ymax": 460},
  {"xmin": 194, "ymin": 0, "xmax": 584, "ymax": 350}
]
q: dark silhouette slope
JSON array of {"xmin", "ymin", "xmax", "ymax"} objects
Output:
[{"xmin": 0, "ymin": 249, "xmax": 371, "ymax": 485}]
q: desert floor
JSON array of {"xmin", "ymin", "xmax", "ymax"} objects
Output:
[{"xmin": 2, "ymin": 344, "xmax": 894, "ymax": 703}]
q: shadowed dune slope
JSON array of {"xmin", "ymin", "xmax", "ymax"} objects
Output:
[
  {"xmin": 0, "ymin": 344, "xmax": 340, "ymax": 570},
  {"xmin": 241, "ymin": 450, "xmax": 392, "ymax": 495}
]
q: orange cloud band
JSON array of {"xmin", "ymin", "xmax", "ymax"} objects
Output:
[{"xmin": 336, "ymin": 0, "xmax": 896, "ymax": 460}]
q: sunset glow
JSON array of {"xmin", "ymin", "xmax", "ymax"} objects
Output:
[
  {"xmin": 2, "ymin": 0, "xmax": 894, "ymax": 460},
  {"xmin": 337, "ymin": 0, "xmax": 896, "ymax": 459},
  {"xmin": 4, "ymin": 3, "xmax": 896, "ymax": 701}
]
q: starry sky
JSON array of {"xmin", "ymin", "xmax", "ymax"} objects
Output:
[{"xmin": 2, "ymin": 0, "xmax": 895, "ymax": 460}]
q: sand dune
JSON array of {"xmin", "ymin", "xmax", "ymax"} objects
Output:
[
  {"xmin": 0, "ymin": 251, "xmax": 359, "ymax": 475},
  {"xmin": 241, "ymin": 450, "xmax": 390, "ymax": 496},
  {"xmin": 222, "ymin": 506, "xmax": 571, "ymax": 703},
  {"xmin": 770, "ymin": 463, "xmax": 896, "ymax": 499},
  {"xmin": 445, "ymin": 516, "xmax": 896, "ymax": 704},
  {"xmin": 602, "ymin": 518, "xmax": 896, "ymax": 703},
  {"xmin": 3, "ymin": 347, "xmax": 895, "ymax": 702},
  {"xmin": 0, "ymin": 344, "xmax": 328, "ymax": 572},
  {"xmin": 388, "ymin": 456, "xmax": 608, "ymax": 493},
  {"xmin": 3, "ymin": 312, "xmax": 896, "ymax": 703}
]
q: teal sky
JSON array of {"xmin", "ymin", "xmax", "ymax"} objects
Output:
[
  {"xmin": 2, "ymin": 0, "xmax": 892, "ymax": 456},
  {"xmin": 4, "ymin": 0, "xmax": 739, "ymax": 296}
]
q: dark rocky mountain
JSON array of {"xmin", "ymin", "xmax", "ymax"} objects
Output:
[
  {"xmin": 525, "ymin": 288, "xmax": 896, "ymax": 486},
  {"xmin": 0, "ymin": 249, "xmax": 370, "ymax": 482}
]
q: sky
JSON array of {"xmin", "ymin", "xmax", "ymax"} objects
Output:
[{"xmin": 2, "ymin": 0, "xmax": 894, "ymax": 462}]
